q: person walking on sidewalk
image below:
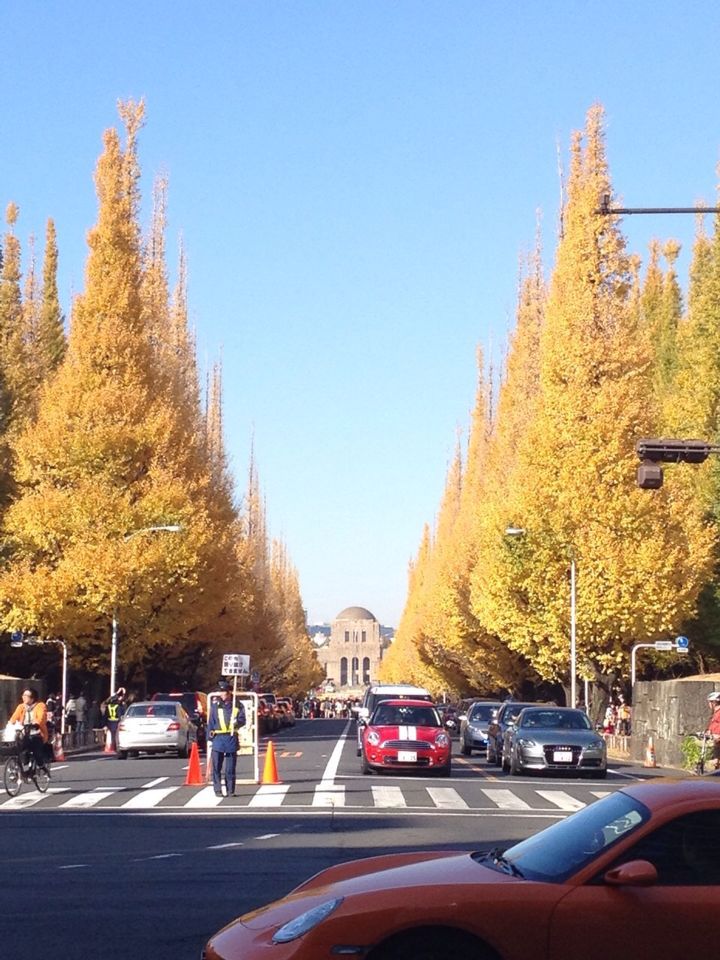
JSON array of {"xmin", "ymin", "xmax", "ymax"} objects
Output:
[
  {"xmin": 706, "ymin": 691, "xmax": 720, "ymax": 772},
  {"xmin": 208, "ymin": 682, "xmax": 246, "ymax": 797}
]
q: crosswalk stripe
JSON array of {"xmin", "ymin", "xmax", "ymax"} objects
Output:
[
  {"xmin": 122, "ymin": 787, "xmax": 178, "ymax": 809},
  {"xmin": 0, "ymin": 787, "xmax": 70, "ymax": 810},
  {"xmin": 61, "ymin": 789, "xmax": 119, "ymax": 808},
  {"xmin": 536, "ymin": 790, "xmax": 586, "ymax": 811},
  {"xmin": 372, "ymin": 785, "xmax": 406, "ymax": 808},
  {"xmin": 591, "ymin": 791, "xmax": 611, "ymax": 799},
  {"xmin": 247, "ymin": 784, "xmax": 289, "ymax": 807},
  {"xmin": 184, "ymin": 785, "xmax": 224, "ymax": 808},
  {"xmin": 427, "ymin": 787, "xmax": 468, "ymax": 810},
  {"xmin": 481, "ymin": 788, "xmax": 531, "ymax": 810},
  {"xmin": 312, "ymin": 785, "xmax": 345, "ymax": 807}
]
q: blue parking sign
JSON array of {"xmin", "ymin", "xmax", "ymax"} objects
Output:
[{"xmin": 675, "ymin": 635, "xmax": 690, "ymax": 650}]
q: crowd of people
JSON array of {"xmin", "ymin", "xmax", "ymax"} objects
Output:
[
  {"xmin": 300, "ymin": 697, "xmax": 360, "ymax": 719},
  {"xmin": 601, "ymin": 696, "xmax": 633, "ymax": 736}
]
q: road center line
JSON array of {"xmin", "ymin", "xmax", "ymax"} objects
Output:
[{"xmin": 319, "ymin": 720, "xmax": 351, "ymax": 786}]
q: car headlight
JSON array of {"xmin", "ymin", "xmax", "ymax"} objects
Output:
[
  {"xmin": 585, "ymin": 740, "xmax": 606, "ymax": 752},
  {"xmin": 517, "ymin": 738, "xmax": 536, "ymax": 748},
  {"xmin": 367, "ymin": 731, "xmax": 380, "ymax": 746},
  {"xmin": 435, "ymin": 732, "xmax": 450, "ymax": 748},
  {"xmin": 272, "ymin": 898, "xmax": 344, "ymax": 944}
]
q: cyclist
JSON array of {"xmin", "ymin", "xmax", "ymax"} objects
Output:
[
  {"xmin": 8, "ymin": 687, "xmax": 50, "ymax": 773},
  {"xmin": 706, "ymin": 691, "xmax": 720, "ymax": 772}
]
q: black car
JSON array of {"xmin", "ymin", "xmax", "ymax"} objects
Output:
[{"xmin": 151, "ymin": 691, "xmax": 207, "ymax": 750}]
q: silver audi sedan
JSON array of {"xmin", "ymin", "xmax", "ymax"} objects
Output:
[{"xmin": 502, "ymin": 706, "xmax": 607, "ymax": 778}]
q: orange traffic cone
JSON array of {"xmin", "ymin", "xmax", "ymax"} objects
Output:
[
  {"xmin": 103, "ymin": 729, "xmax": 115, "ymax": 754},
  {"xmin": 261, "ymin": 740, "xmax": 281, "ymax": 784},
  {"xmin": 643, "ymin": 735, "xmax": 657, "ymax": 768},
  {"xmin": 185, "ymin": 741, "xmax": 205, "ymax": 786},
  {"xmin": 53, "ymin": 732, "xmax": 65, "ymax": 762}
]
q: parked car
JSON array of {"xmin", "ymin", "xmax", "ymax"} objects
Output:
[
  {"xmin": 276, "ymin": 697, "xmax": 296, "ymax": 727},
  {"xmin": 258, "ymin": 693, "xmax": 281, "ymax": 733},
  {"xmin": 459, "ymin": 700, "xmax": 502, "ymax": 755},
  {"xmin": 487, "ymin": 700, "xmax": 552, "ymax": 765},
  {"xmin": 360, "ymin": 698, "xmax": 452, "ymax": 776},
  {"xmin": 202, "ymin": 780, "xmax": 720, "ymax": 960},
  {"xmin": 116, "ymin": 701, "xmax": 196, "ymax": 759},
  {"xmin": 355, "ymin": 683, "xmax": 433, "ymax": 755},
  {"xmin": 502, "ymin": 706, "xmax": 607, "ymax": 777},
  {"xmin": 151, "ymin": 691, "xmax": 208, "ymax": 749}
]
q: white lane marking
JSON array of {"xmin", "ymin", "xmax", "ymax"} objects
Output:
[
  {"xmin": 536, "ymin": 790, "xmax": 586, "ymax": 811},
  {"xmin": 61, "ymin": 790, "xmax": 119, "ymax": 808},
  {"xmin": 122, "ymin": 787, "xmax": 177, "ymax": 809},
  {"xmin": 93, "ymin": 786, "xmax": 124, "ymax": 791},
  {"xmin": 255, "ymin": 833, "xmax": 279, "ymax": 840},
  {"xmin": 247, "ymin": 784, "xmax": 289, "ymax": 807},
  {"xmin": 591, "ymin": 791, "xmax": 612, "ymax": 798},
  {"xmin": 427, "ymin": 787, "xmax": 468, "ymax": 810},
  {"xmin": 58, "ymin": 864, "xmax": 88, "ymax": 869},
  {"xmin": 318, "ymin": 719, "xmax": 351, "ymax": 787},
  {"xmin": 372, "ymin": 785, "xmax": 407, "ymax": 808},
  {"xmin": 0, "ymin": 787, "xmax": 70, "ymax": 810},
  {"xmin": 132, "ymin": 853, "xmax": 183, "ymax": 861},
  {"xmin": 481, "ymin": 789, "xmax": 531, "ymax": 810},
  {"xmin": 184, "ymin": 786, "xmax": 224, "ymax": 808},
  {"xmin": 52, "ymin": 764, "xmax": 69, "ymax": 771},
  {"xmin": 208, "ymin": 842, "xmax": 244, "ymax": 849},
  {"xmin": 313, "ymin": 785, "xmax": 346, "ymax": 807},
  {"xmin": 141, "ymin": 777, "xmax": 168, "ymax": 789}
]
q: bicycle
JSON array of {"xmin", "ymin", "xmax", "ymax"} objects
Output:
[
  {"xmin": 3, "ymin": 724, "xmax": 51, "ymax": 797},
  {"xmin": 686, "ymin": 731, "xmax": 715, "ymax": 775}
]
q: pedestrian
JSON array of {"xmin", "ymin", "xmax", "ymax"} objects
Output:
[
  {"xmin": 208, "ymin": 681, "xmax": 246, "ymax": 797},
  {"xmin": 618, "ymin": 699, "xmax": 631, "ymax": 736},
  {"xmin": 46, "ymin": 692, "xmax": 59, "ymax": 737},
  {"xmin": 64, "ymin": 694, "xmax": 78, "ymax": 732},
  {"xmin": 104, "ymin": 688, "xmax": 126, "ymax": 751},
  {"xmin": 88, "ymin": 699, "xmax": 102, "ymax": 733},
  {"xmin": 75, "ymin": 692, "xmax": 88, "ymax": 734},
  {"xmin": 706, "ymin": 691, "xmax": 720, "ymax": 772}
]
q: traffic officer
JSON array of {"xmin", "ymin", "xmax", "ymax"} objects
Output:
[
  {"xmin": 208, "ymin": 681, "xmax": 246, "ymax": 797},
  {"xmin": 104, "ymin": 687, "xmax": 126, "ymax": 751}
]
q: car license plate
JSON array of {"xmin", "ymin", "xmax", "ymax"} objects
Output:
[
  {"xmin": 397, "ymin": 750, "xmax": 417, "ymax": 763},
  {"xmin": 553, "ymin": 750, "xmax": 573, "ymax": 762}
]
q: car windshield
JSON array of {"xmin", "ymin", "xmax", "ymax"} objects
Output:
[
  {"xmin": 474, "ymin": 791, "xmax": 650, "ymax": 883},
  {"xmin": 372, "ymin": 705, "xmax": 441, "ymax": 727},
  {"xmin": 520, "ymin": 709, "xmax": 591, "ymax": 730},
  {"xmin": 501, "ymin": 703, "xmax": 537, "ymax": 724},
  {"xmin": 469, "ymin": 705, "xmax": 496, "ymax": 722},
  {"xmin": 126, "ymin": 704, "xmax": 176, "ymax": 719}
]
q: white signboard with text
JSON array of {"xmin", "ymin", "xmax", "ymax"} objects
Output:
[{"xmin": 222, "ymin": 653, "xmax": 250, "ymax": 676}]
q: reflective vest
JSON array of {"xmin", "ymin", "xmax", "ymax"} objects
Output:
[
  {"xmin": 107, "ymin": 702, "xmax": 121, "ymax": 721},
  {"xmin": 215, "ymin": 705, "xmax": 240, "ymax": 734}
]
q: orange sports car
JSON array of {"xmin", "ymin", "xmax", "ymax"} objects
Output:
[{"xmin": 202, "ymin": 779, "xmax": 720, "ymax": 960}]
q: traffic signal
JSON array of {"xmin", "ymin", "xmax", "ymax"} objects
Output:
[{"xmin": 635, "ymin": 438, "xmax": 718, "ymax": 489}]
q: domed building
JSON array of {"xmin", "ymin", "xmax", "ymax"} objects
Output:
[{"xmin": 315, "ymin": 606, "xmax": 388, "ymax": 689}]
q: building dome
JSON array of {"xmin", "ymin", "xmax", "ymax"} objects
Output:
[{"xmin": 335, "ymin": 605, "xmax": 377, "ymax": 622}]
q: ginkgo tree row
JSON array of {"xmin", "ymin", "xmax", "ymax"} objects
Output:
[
  {"xmin": 0, "ymin": 101, "xmax": 323, "ymax": 696},
  {"xmin": 382, "ymin": 105, "xmax": 720, "ymax": 707}
]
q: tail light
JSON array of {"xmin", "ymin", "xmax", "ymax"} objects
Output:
[
  {"xmin": 118, "ymin": 721, "xmax": 125, "ymax": 731},
  {"xmin": 167, "ymin": 722, "xmax": 180, "ymax": 731}
]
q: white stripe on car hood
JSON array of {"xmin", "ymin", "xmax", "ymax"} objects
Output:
[{"xmin": 397, "ymin": 726, "xmax": 417, "ymax": 739}]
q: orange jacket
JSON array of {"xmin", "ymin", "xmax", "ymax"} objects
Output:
[{"xmin": 9, "ymin": 701, "xmax": 49, "ymax": 742}]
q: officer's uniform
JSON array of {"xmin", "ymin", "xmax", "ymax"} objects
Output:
[
  {"xmin": 208, "ymin": 692, "xmax": 246, "ymax": 796},
  {"xmin": 105, "ymin": 695, "xmax": 126, "ymax": 750}
]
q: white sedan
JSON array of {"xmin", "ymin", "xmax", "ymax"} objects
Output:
[{"xmin": 116, "ymin": 701, "xmax": 195, "ymax": 759}]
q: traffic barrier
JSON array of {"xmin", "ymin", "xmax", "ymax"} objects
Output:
[
  {"xmin": 103, "ymin": 728, "xmax": 115, "ymax": 754},
  {"xmin": 643, "ymin": 735, "xmax": 657, "ymax": 768},
  {"xmin": 261, "ymin": 740, "xmax": 281, "ymax": 784},
  {"xmin": 185, "ymin": 741, "xmax": 205, "ymax": 785},
  {"xmin": 53, "ymin": 732, "xmax": 65, "ymax": 762}
]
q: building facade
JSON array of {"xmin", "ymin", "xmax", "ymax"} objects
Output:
[{"xmin": 315, "ymin": 606, "xmax": 387, "ymax": 689}]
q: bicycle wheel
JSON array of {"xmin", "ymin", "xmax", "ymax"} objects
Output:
[
  {"xmin": 4, "ymin": 757, "xmax": 22, "ymax": 797},
  {"xmin": 33, "ymin": 764, "xmax": 50, "ymax": 793}
]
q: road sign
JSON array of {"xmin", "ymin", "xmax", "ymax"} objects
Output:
[
  {"xmin": 654, "ymin": 640, "xmax": 674, "ymax": 651},
  {"xmin": 675, "ymin": 635, "xmax": 690, "ymax": 650},
  {"xmin": 222, "ymin": 653, "xmax": 250, "ymax": 676}
]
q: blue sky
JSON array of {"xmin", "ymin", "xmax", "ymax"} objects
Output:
[{"xmin": 2, "ymin": 2, "xmax": 720, "ymax": 627}]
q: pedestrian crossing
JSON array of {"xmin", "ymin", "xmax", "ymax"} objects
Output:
[{"xmin": 0, "ymin": 780, "xmax": 613, "ymax": 814}]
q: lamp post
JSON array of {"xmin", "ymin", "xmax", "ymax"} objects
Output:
[
  {"xmin": 505, "ymin": 526, "xmax": 577, "ymax": 708},
  {"xmin": 10, "ymin": 634, "xmax": 68, "ymax": 733},
  {"xmin": 110, "ymin": 524, "xmax": 182, "ymax": 695}
]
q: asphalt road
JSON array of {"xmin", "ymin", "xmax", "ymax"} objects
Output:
[{"xmin": 0, "ymin": 719, "xmax": 663, "ymax": 959}]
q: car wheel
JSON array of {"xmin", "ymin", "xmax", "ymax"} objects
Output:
[
  {"xmin": 509, "ymin": 750, "xmax": 523, "ymax": 775},
  {"xmin": 117, "ymin": 750, "xmax": 128, "ymax": 760},
  {"xmin": 361, "ymin": 752, "xmax": 373, "ymax": 775},
  {"xmin": 356, "ymin": 744, "xmax": 362, "ymax": 757},
  {"xmin": 501, "ymin": 748, "xmax": 511, "ymax": 773},
  {"xmin": 178, "ymin": 739, "xmax": 189, "ymax": 759},
  {"xmin": 374, "ymin": 929, "xmax": 495, "ymax": 960},
  {"xmin": 435, "ymin": 762, "xmax": 451, "ymax": 777},
  {"xmin": 460, "ymin": 740, "xmax": 471, "ymax": 756}
]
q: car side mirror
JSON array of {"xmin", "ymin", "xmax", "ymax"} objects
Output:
[{"xmin": 604, "ymin": 860, "xmax": 658, "ymax": 887}]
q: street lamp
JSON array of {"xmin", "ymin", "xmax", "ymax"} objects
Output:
[
  {"xmin": 10, "ymin": 634, "xmax": 68, "ymax": 734},
  {"xmin": 110, "ymin": 524, "xmax": 183, "ymax": 695},
  {"xmin": 505, "ymin": 526, "xmax": 577, "ymax": 708}
]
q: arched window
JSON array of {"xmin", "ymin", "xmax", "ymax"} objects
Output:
[
  {"xmin": 363, "ymin": 657, "xmax": 371, "ymax": 684},
  {"xmin": 340, "ymin": 657, "xmax": 348, "ymax": 686}
]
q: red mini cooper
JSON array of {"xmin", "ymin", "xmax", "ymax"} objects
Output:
[{"xmin": 360, "ymin": 698, "xmax": 452, "ymax": 776}]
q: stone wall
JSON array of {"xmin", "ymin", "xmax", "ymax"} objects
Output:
[{"xmin": 629, "ymin": 677, "xmax": 720, "ymax": 768}]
